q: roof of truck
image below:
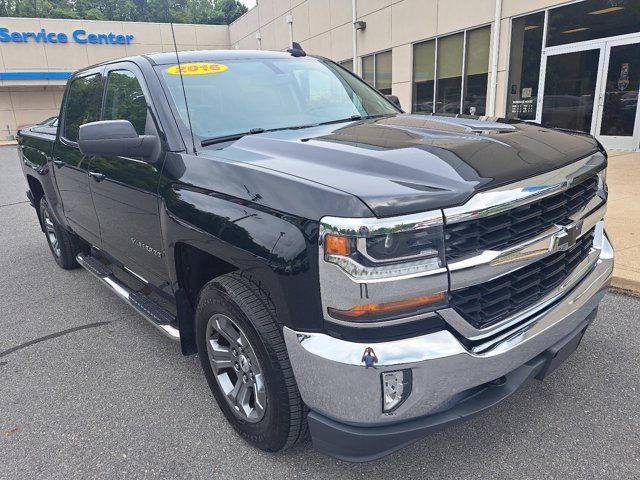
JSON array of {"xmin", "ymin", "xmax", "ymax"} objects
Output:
[
  {"xmin": 143, "ymin": 49, "xmax": 302, "ymax": 65},
  {"xmin": 72, "ymin": 49, "xmax": 314, "ymax": 76}
]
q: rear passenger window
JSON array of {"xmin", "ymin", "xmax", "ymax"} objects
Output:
[
  {"xmin": 63, "ymin": 74, "xmax": 103, "ymax": 142},
  {"xmin": 104, "ymin": 70, "xmax": 148, "ymax": 135}
]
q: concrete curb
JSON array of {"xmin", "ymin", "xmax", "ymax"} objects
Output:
[{"xmin": 611, "ymin": 275, "xmax": 640, "ymax": 297}]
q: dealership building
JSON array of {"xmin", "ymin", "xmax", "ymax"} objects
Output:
[{"xmin": 2, "ymin": 0, "xmax": 640, "ymax": 150}]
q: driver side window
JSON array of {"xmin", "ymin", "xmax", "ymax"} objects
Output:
[{"xmin": 103, "ymin": 70, "xmax": 148, "ymax": 135}]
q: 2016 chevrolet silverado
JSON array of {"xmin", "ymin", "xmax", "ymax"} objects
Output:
[{"xmin": 17, "ymin": 48, "xmax": 613, "ymax": 462}]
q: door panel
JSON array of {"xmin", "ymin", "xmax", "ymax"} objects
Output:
[
  {"xmin": 88, "ymin": 155, "xmax": 167, "ymax": 281},
  {"xmin": 88, "ymin": 67, "xmax": 168, "ymax": 284},
  {"xmin": 541, "ymin": 49, "xmax": 601, "ymax": 132},
  {"xmin": 52, "ymin": 72, "xmax": 103, "ymax": 246}
]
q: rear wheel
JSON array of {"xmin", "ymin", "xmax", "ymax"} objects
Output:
[
  {"xmin": 38, "ymin": 197, "xmax": 80, "ymax": 269},
  {"xmin": 195, "ymin": 272, "xmax": 307, "ymax": 452}
]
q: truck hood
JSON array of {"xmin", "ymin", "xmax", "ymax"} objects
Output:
[{"xmin": 202, "ymin": 114, "xmax": 601, "ymax": 217}]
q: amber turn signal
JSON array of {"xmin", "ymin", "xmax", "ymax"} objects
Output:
[
  {"xmin": 328, "ymin": 291, "xmax": 446, "ymax": 320},
  {"xmin": 324, "ymin": 234, "xmax": 353, "ymax": 256}
]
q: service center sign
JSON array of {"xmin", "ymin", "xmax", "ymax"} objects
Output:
[{"xmin": 0, "ymin": 27, "xmax": 134, "ymax": 45}]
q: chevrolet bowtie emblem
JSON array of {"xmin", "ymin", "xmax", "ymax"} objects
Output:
[{"xmin": 553, "ymin": 220, "xmax": 584, "ymax": 252}]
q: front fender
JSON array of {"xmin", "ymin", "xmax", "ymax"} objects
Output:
[{"xmin": 160, "ymin": 185, "xmax": 323, "ymax": 333}]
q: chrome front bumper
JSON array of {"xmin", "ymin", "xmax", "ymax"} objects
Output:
[{"xmin": 284, "ymin": 233, "xmax": 613, "ymax": 426}]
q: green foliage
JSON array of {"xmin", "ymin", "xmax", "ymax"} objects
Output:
[{"xmin": 0, "ymin": 0, "xmax": 248, "ymax": 24}]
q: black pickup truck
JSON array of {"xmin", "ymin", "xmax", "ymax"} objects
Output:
[{"xmin": 17, "ymin": 49, "xmax": 613, "ymax": 462}]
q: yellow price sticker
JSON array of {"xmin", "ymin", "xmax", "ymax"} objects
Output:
[{"xmin": 166, "ymin": 62, "xmax": 228, "ymax": 75}]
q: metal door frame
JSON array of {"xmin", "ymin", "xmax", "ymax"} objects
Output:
[
  {"xmin": 537, "ymin": 32, "xmax": 640, "ymax": 150},
  {"xmin": 593, "ymin": 36, "xmax": 640, "ymax": 151}
]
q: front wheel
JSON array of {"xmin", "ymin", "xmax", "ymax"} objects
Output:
[
  {"xmin": 195, "ymin": 273, "xmax": 307, "ymax": 452},
  {"xmin": 38, "ymin": 196, "xmax": 80, "ymax": 270}
]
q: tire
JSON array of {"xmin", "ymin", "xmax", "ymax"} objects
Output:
[
  {"xmin": 195, "ymin": 272, "xmax": 307, "ymax": 452},
  {"xmin": 38, "ymin": 196, "xmax": 80, "ymax": 270}
]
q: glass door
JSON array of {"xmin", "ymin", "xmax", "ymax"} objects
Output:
[
  {"xmin": 537, "ymin": 45, "xmax": 604, "ymax": 134},
  {"xmin": 538, "ymin": 36, "xmax": 640, "ymax": 151},
  {"xmin": 594, "ymin": 39, "xmax": 640, "ymax": 151}
]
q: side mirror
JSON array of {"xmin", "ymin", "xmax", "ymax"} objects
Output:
[
  {"xmin": 385, "ymin": 94, "xmax": 401, "ymax": 109},
  {"xmin": 78, "ymin": 120, "xmax": 157, "ymax": 159}
]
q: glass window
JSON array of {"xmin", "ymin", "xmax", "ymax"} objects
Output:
[
  {"xmin": 62, "ymin": 74, "xmax": 103, "ymax": 142},
  {"xmin": 541, "ymin": 49, "xmax": 600, "ymax": 132},
  {"xmin": 376, "ymin": 50, "xmax": 392, "ymax": 95},
  {"xmin": 600, "ymin": 43, "xmax": 640, "ymax": 136},
  {"xmin": 104, "ymin": 70, "xmax": 148, "ymax": 135},
  {"xmin": 413, "ymin": 26, "xmax": 490, "ymax": 115},
  {"xmin": 463, "ymin": 26, "xmax": 490, "ymax": 115},
  {"xmin": 158, "ymin": 57, "xmax": 398, "ymax": 141},
  {"xmin": 413, "ymin": 40, "xmax": 435, "ymax": 112},
  {"xmin": 362, "ymin": 54, "xmax": 375, "ymax": 87},
  {"xmin": 338, "ymin": 59, "xmax": 353, "ymax": 72},
  {"xmin": 547, "ymin": 0, "xmax": 640, "ymax": 48},
  {"xmin": 436, "ymin": 33, "xmax": 464, "ymax": 113},
  {"xmin": 361, "ymin": 50, "xmax": 393, "ymax": 95},
  {"xmin": 506, "ymin": 12, "xmax": 544, "ymax": 120}
]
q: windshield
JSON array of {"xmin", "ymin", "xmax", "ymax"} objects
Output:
[{"xmin": 157, "ymin": 56, "xmax": 398, "ymax": 143}]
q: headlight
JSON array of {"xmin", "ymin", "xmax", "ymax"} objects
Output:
[
  {"xmin": 319, "ymin": 212, "xmax": 448, "ymax": 325},
  {"xmin": 321, "ymin": 213, "xmax": 445, "ymax": 281}
]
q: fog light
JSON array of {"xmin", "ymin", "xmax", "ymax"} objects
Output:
[{"xmin": 381, "ymin": 369, "xmax": 412, "ymax": 413}]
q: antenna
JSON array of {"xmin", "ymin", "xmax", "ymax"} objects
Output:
[{"xmin": 170, "ymin": 22, "xmax": 197, "ymax": 154}]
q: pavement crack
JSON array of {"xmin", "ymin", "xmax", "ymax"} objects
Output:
[
  {"xmin": 0, "ymin": 200, "xmax": 29, "ymax": 208},
  {"xmin": 0, "ymin": 321, "xmax": 112, "ymax": 359}
]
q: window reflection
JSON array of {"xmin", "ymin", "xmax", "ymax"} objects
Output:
[
  {"xmin": 547, "ymin": 0, "xmax": 640, "ymax": 47},
  {"xmin": 436, "ymin": 33, "xmax": 464, "ymax": 114},
  {"xmin": 464, "ymin": 26, "xmax": 491, "ymax": 115},
  {"xmin": 413, "ymin": 40, "xmax": 435, "ymax": 113},
  {"xmin": 362, "ymin": 51, "xmax": 393, "ymax": 95},
  {"xmin": 411, "ymin": 26, "xmax": 490, "ymax": 116},
  {"xmin": 507, "ymin": 12, "xmax": 544, "ymax": 120},
  {"xmin": 541, "ymin": 49, "xmax": 600, "ymax": 132}
]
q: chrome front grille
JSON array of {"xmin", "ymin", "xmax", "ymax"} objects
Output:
[
  {"xmin": 444, "ymin": 174, "xmax": 599, "ymax": 261},
  {"xmin": 449, "ymin": 228, "xmax": 595, "ymax": 329}
]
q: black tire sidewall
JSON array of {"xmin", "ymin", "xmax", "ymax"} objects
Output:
[
  {"xmin": 38, "ymin": 196, "xmax": 78, "ymax": 269},
  {"xmin": 39, "ymin": 197, "xmax": 63, "ymax": 267},
  {"xmin": 195, "ymin": 280, "xmax": 296, "ymax": 452}
]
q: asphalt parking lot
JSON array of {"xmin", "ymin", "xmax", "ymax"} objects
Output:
[{"xmin": 1, "ymin": 145, "xmax": 639, "ymax": 479}]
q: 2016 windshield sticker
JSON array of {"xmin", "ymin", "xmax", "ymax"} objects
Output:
[{"xmin": 166, "ymin": 63, "xmax": 228, "ymax": 75}]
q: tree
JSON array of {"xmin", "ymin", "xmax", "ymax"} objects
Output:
[
  {"xmin": 211, "ymin": 0, "xmax": 247, "ymax": 24},
  {"xmin": 0, "ymin": 0, "xmax": 248, "ymax": 25}
]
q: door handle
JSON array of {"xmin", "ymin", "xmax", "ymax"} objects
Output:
[
  {"xmin": 88, "ymin": 171, "xmax": 106, "ymax": 182},
  {"xmin": 52, "ymin": 159, "xmax": 64, "ymax": 167}
]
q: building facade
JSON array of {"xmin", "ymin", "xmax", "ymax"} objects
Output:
[
  {"xmin": 0, "ymin": 18, "xmax": 229, "ymax": 136},
  {"xmin": 2, "ymin": 0, "xmax": 640, "ymax": 150}
]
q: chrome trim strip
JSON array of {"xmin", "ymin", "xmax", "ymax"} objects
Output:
[
  {"xmin": 324, "ymin": 311, "xmax": 440, "ymax": 328},
  {"xmin": 284, "ymin": 234, "xmax": 612, "ymax": 425},
  {"xmin": 443, "ymin": 152, "xmax": 606, "ymax": 224},
  {"xmin": 447, "ymin": 202, "xmax": 606, "ymax": 290},
  {"xmin": 76, "ymin": 253, "xmax": 180, "ymax": 341},
  {"xmin": 320, "ymin": 210, "xmax": 443, "ymax": 237}
]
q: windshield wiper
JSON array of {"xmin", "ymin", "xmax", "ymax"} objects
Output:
[
  {"xmin": 201, "ymin": 128, "xmax": 265, "ymax": 147},
  {"xmin": 316, "ymin": 114, "xmax": 363, "ymax": 126},
  {"xmin": 200, "ymin": 114, "xmax": 393, "ymax": 147}
]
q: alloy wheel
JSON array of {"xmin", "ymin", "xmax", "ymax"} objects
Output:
[
  {"xmin": 41, "ymin": 205, "xmax": 61, "ymax": 257},
  {"xmin": 206, "ymin": 313, "xmax": 267, "ymax": 423}
]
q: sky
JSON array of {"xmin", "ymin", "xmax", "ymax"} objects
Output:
[{"xmin": 239, "ymin": 0, "xmax": 257, "ymax": 9}]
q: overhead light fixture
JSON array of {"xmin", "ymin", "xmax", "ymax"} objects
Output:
[
  {"xmin": 354, "ymin": 20, "xmax": 367, "ymax": 31},
  {"xmin": 588, "ymin": 6, "xmax": 624, "ymax": 15},
  {"xmin": 524, "ymin": 25, "xmax": 540, "ymax": 31},
  {"xmin": 561, "ymin": 27, "xmax": 589, "ymax": 34}
]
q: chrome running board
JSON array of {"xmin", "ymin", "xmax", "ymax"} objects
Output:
[{"xmin": 76, "ymin": 253, "xmax": 180, "ymax": 341}]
